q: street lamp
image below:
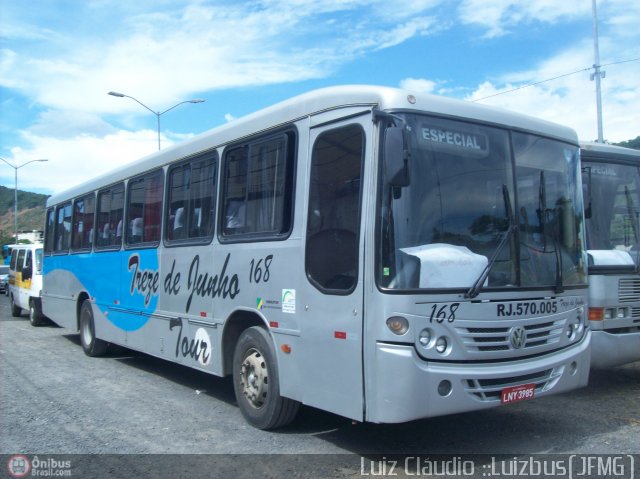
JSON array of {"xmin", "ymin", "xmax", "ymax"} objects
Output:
[
  {"xmin": 108, "ymin": 91, "xmax": 205, "ymax": 150},
  {"xmin": 0, "ymin": 157, "xmax": 49, "ymax": 244}
]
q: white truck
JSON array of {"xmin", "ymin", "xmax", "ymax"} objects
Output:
[{"xmin": 9, "ymin": 243, "xmax": 46, "ymax": 326}]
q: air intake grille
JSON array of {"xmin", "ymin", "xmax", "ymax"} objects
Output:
[
  {"xmin": 619, "ymin": 278, "xmax": 640, "ymax": 303},
  {"xmin": 464, "ymin": 367, "xmax": 564, "ymax": 402},
  {"xmin": 457, "ymin": 320, "xmax": 564, "ymax": 352}
]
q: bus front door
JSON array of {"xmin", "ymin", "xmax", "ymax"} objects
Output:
[{"xmin": 300, "ymin": 114, "xmax": 371, "ymax": 421}]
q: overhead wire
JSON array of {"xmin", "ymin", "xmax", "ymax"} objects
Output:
[{"xmin": 472, "ymin": 57, "xmax": 640, "ymax": 102}]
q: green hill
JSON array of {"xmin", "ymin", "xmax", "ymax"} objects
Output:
[{"xmin": 0, "ymin": 185, "xmax": 49, "ymax": 244}]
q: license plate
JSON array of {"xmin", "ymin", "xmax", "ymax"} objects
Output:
[{"xmin": 501, "ymin": 383, "xmax": 536, "ymax": 404}]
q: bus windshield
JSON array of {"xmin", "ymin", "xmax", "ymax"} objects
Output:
[
  {"xmin": 582, "ymin": 161, "xmax": 640, "ymax": 265},
  {"xmin": 378, "ymin": 113, "xmax": 586, "ymax": 292}
]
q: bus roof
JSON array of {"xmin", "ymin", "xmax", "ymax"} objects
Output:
[
  {"xmin": 47, "ymin": 85, "xmax": 578, "ymax": 206},
  {"xmin": 580, "ymin": 141, "xmax": 640, "ymax": 163}
]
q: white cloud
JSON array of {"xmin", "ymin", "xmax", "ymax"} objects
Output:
[
  {"xmin": 466, "ymin": 39, "xmax": 640, "ymax": 143},
  {"xmin": 1, "ymin": 1, "xmax": 443, "ymax": 117},
  {"xmin": 27, "ymin": 110, "xmax": 117, "ymax": 139},
  {"xmin": 3, "ymin": 130, "xmax": 163, "ymax": 195},
  {"xmin": 458, "ymin": 0, "xmax": 589, "ymax": 38},
  {"xmin": 399, "ymin": 78, "xmax": 439, "ymax": 94}
]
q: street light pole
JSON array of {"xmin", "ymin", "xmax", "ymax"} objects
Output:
[
  {"xmin": 591, "ymin": 0, "xmax": 606, "ymax": 143},
  {"xmin": 0, "ymin": 158, "xmax": 49, "ymax": 243},
  {"xmin": 108, "ymin": 91, "xmax": 205, "ymax": 150}
]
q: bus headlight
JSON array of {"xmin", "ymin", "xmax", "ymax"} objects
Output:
[
  {"xmin": 416, "ymin": 329, "xmax": 452, "ymax": 356},
  {"xmin": 435, "ymin": 336, "xmax": 448, "ymax": 354},
  {"xmin": 418, "ymin": 328, "xmax": 432, "ymax": 347}
]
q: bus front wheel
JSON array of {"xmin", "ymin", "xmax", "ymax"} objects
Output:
[
  {"xmin": 232, "ymin": 326, "xmax": 299, "ymax": 430},
  {"xmin": 79, "ymin": 301, "xmax": 108, "ymax": 357}
]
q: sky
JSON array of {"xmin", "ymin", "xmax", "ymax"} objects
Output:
[{"xmin": 1, "ymin": 0, "xmax": 639, "ymax": 195}]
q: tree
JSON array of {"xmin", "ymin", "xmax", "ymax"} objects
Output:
[{"xmin": 614, "ymin": 136, "xmax": 640, "ymax": 150}]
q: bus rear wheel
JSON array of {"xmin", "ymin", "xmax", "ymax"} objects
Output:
[
  {"xmin": 80, "ymin": 300, "xmax": 108, "ymax": 357},
  {"xmin": 232, "ymin": 326, "xmax": 299, "ymax": 430}
]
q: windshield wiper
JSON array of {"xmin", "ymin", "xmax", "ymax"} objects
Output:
[
  {"xmin": 466, "ymin": 225, "xmax": 516, "ymax": 299},
  {"xmin": 466, "ymin": 184, "xmax": 515, "ymax": 299}
]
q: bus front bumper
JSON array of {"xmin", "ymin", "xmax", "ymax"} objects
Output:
[
  {"xmin": 366, "ymin": 330, "xmax": 591, "ymax": 424},
  {"xmin": 591, "ymin": 329, "xmax": 640, "ymax": 369}
]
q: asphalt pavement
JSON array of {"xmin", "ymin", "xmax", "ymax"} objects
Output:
[{"xmin": 1, "ymin": 295, "xmax": 638, "ymax": 477}]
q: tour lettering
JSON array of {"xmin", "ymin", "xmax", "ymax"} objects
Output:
[{"xmin": 169, "ymin": 318, "xmax": 211, "ymax": 365}]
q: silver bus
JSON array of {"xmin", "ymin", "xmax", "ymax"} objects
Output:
[
  {"xmin": 43, "ymin": 85, "xmax": 590, "ymax": 429},
  {"xmin": 581, "ymin": 141, "xmax": 640, "ymax": 368}
]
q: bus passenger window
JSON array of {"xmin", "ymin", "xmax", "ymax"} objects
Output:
[
  {"xmin": 165, "ymin": 155, "xmax": 216, "ymax": 244},
  {"xmin": 44, "ymin": 208, "xmax": 55, "ymax": 254},
  {"xmin": 54, "ymin": 202, "xmax": 72, "ymax": 253},
  {"xmin": 126, "ymin": 169, "xmax": 163, "ymax": 247},
  {"xmin": 96, "ymin": 183, "xmax": 124, "ymax": 250},
  {"xmin": 72, "ymin": 193, "xmax": 95, "ymax": 251},
  {"xmin": 220, "ymin": 132, "xmax": 295, "ymax": 240}
]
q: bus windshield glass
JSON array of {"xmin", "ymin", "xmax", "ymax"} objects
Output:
[
  {"xmin": 378, "ymin": 114, "xmax": 586, "ymax": 292},
  {"xmin": 582, "ymin": 161, "xmax": 640, "ymax": 265}
]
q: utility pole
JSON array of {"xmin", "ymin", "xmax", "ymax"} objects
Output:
[{"xmin": 590, "ymin": 0, "xmax": 606, "ymax": 142}]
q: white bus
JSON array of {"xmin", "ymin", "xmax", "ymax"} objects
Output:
[
  {"xmin": 43, "ymin": 85, "xmax": 590, "ymax": 429},
  {"xmin": 581, "ymin": 141, "xmax": 640, "ymax": 368}
]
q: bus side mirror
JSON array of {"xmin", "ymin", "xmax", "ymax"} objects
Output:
[{"xmin": 384, "ymin": 127, "xmax": 410, "ymax": 187}]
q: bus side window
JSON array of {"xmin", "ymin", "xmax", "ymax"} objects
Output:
[
  {"xmin": 220, "ymin": 131, "xmax": 295, "ymax": 240},
  {"xmin": 165, "ymin": 155, "xmax": 216, "ymax": 244},
  {"xmin": 44, "ymin": 208, "xmax": 55, "ymax": 254},
  {"xmin": 72, "ymin": 193, "xmax": 95, "ymax": 251},
  {"xmin": 54, "ymin": 202, "xmax": 72, "ymax": 253},
  {"xmin": 306, "ymin": 124, "xmax": 364, "ymax": 292},
  {"xmin": 126, "ymin": 170, "xmax": 163, "ymax": 246},
  {"xmin": 96, "ymin": 183, "xmax": 124, "ymax": 250}
]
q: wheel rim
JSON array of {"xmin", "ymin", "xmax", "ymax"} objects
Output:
[
  {"xmin": 81, "ymin": 312, "xmax": 93, "ymax": 346},
  {"xmin": 239, "ymin": 347, "xmax": 269, "ymax": 409}
]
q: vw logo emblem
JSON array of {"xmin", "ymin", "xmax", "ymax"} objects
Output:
[{"xmin": 510, "ymin": 326, "xmax": 527, "ymax": 349}]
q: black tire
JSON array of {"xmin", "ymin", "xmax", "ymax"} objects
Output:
[
  {"xmin": 29, "ymin": 300, "xmax": 45, "ymax": 327},
  {"xmin": 232, "ymin": 326, "xmax": 299, "ymax": 430},
  {"xmin": 10, "ymin": 295, "xmax": 21, "ymax": 317},
  {"xmin": 79, "ymin": 300, "xmax": 108, "ymax": 357}
]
